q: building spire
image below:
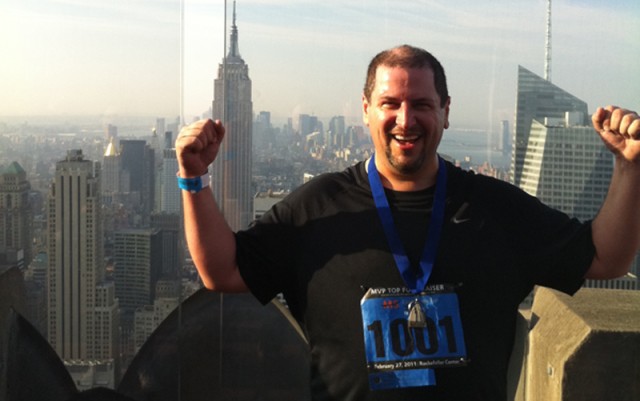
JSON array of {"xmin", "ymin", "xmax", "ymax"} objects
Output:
[
  {"xmin": 544, "ymin": 0, "xmax": 552, "ymax": 82},
  {"xmin": 104, "ymin": 137, "xmax": 119, "ymax": 157},
  {"xmin": 227, "ymin": 1, "xmax": 241, "ymax": 60}
]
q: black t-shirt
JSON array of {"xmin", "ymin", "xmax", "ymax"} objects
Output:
[{"xmin": 235, "ymin": 160, "xmax": 594, "ymax": 401}]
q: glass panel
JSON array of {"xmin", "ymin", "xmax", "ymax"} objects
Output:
[
  {"xmin": 1, "ymin": 0, "xmax": 639, "ymax": 400},
  {"xmin": 1, "ymin": 0, "xmax": 184, "ymax": 398}
]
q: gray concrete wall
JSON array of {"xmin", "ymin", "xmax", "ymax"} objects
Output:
[{"xmin": 509, "ymin": 287, "xmax": 640, "ymax": 401}]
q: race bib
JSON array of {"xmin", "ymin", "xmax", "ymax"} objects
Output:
[{"xmin": 360, "ymin": 285, "xmax": 468, "ymax": 390}]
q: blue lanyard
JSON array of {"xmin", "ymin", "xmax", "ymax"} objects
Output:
[{"xmin": 367, "ymin": 155, "xmax": 447, "ymax": 294}]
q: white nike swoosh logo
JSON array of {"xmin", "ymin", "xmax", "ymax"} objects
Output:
[{"xmin": 451, "ymin": 202, "xmax": 471, "ymax": 224}]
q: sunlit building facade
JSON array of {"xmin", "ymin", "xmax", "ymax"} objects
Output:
[
  {"xmin": 519, "ymin": 114, "xmax": 613, "ymax": 222},
  {"xmin": 47, "ymin": 150, "xmax": 116, "ymax": 362},
  {"xmin": 101, "ymin": 138, "xmax": 121, "ymax": 205},
  {"xmin": 510, "ymin": 66, "xmax": 588, "ymax": 187},
  {"xmin": 211, "ymin": 4, "xmax": 253, "ymax": 231},
  {"xmin": 514, "ymin": 68, "xmax": 638, "ymax": 288}
]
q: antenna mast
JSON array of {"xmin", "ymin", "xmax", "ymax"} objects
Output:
[{"xmin": 544, "ymin": 0, "xmax": 552, "ymax": 82}]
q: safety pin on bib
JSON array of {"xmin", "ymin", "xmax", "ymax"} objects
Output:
[{"xmin": 407, "ymin": 298, "xmax": 427, "ymax": 328}]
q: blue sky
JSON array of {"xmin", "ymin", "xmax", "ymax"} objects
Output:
[{"xmin": 1, "ymin": 0, "xmax": 639, "ymax": 131}]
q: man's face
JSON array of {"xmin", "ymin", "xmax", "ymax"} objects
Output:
[{"xmin": 363, "ymin": 66, "xmax": 450, "ymax": 187}]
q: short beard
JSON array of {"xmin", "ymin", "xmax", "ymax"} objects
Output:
[
  {"xmin": 384, "ymin": 127, "xmax": 426, "ymax": 175},
  {"xmin": 384, "ymin": 146, "xmax": 426, "ymax": 175}
]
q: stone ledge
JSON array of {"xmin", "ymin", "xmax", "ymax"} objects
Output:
[{"xmin": 515, "ymin": 287, "xmax": 640, "ymax": 401}]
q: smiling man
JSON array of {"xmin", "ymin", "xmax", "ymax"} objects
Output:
[
  {"xmin": 175, "ymin": 45, "xmax": 640, "ymax": 400},
  {"xmin": 362, "ymin": 47, "xmax": 450, "ymax": 191}
]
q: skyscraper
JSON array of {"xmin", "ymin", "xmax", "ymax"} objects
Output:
[
  {"xmin": 211, "ymin": 2, "xmax": 253, "ymax": 231},
  {"xmin": 513, "ymin": 68, "xmax": 639, "ymax": 288},
  {"xmin": 113, "ymin": 228, "xmax": 163, "ymax": 313},
  {"xmin": 0, "ymin": 162, "xmax": 32, "ymax": 270},
  {"xmin": 160, "ymin": 148, "xmax": 181, "ymax": 214},
  {"xmin": 510, "ymin": 66, "xmax": 587, "ymax": 186},
  {"xmin": 47, "ymin": 150, "xmax": 116, "ymax": 362},
  {"xmin": 297, "ymin": 114, "xmax": 318, "ymax": 137},
  {"xmin": 150, "ymin": 212, "xmax": 182, "ymax": 279},
  {"xmin": 164, "ymin": 131, "xmax": 173, "ymax": 151},
  {"xmin": 500, "ymin": 120, "xmax": 511, "ymax": 158},
  {"xmin": 119, "ymin": 139, "xmax": 155, "ymax": 226},
  {"xmin": 328, "ymin": 115, "xmax": 346, "ymax": 150},
  {"xmin": 102, "ymin": 137, "xmax": 121, "ymax": 205},
  {"xmin": 254, "ymin": 111, "xmax": 275, "ymax": 150},
  {"xmin": 519, "ymin": 113, "xmax": 613, "ymax": 222},
  {"xmin": 113, "ymin": 227, "xmax": 163, "ymax": 365}
]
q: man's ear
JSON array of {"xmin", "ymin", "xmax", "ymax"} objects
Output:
[
  {"xmin": 362, "ymin": 94, "xmax": 370, "ymax": 126},
  {"xmin": 443, "ymin": 96, "xmax": 451, "ymax": 129}
]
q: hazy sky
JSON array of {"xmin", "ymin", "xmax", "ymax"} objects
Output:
[{"xmin": 1, "ymin": 0, "xmax": 639, "ymax": 130}]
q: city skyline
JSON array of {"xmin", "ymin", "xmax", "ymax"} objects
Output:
[
  {"xmin": 1, "ymin": 0, "xmax": 639, "ymax": 131},
  {"xmin": 1, "ymin": 3, "xmax": 639, "ymax": 392}
]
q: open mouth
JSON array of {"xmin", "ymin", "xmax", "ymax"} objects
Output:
[
  {"xmin": 391, "ymin": 133, "xmax": 420, "ymax": 144},
  {"xmin": 388, "ymin": 130, "xmax": 423, "ymax": 146}
]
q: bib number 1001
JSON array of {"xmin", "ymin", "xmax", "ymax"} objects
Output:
[
  {"xmin": 360, "ymin": 291, "xmax": 467, "ymax": 366},
  {"xmin": 367, "ymin": 316, "xmax": 458, "ymax": 358}
]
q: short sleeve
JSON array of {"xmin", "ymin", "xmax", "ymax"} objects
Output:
[{"xmin": 235, "ymin": 199, "xmax": 297, "ymax": 304}]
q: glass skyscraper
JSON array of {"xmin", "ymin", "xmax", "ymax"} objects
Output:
[{"xmin": 510, "ymin": 66, "xmax": 588, "ymax": 187}]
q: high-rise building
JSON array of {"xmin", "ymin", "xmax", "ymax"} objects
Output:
[
  {"xmin": 24, "ymin": 251, "xmax": 48, "ymax": 336},
  {"xmin": 47, "ymin": 150, "xmax": 116, "ymax": 362},
  {"xmin": 519, "ymin": 113, "xmax": 613, "ymax": 222},
  {"xmin": 328, "ymin": 115, "xmax": 346, "ymax": 150},
  {"xmin": 510, "ymin": 66, "xmax": 587, "ymax": 186},
  {"xmin": 164, "ymin": 131, "xmax": 173, "ymax": 150},
  {"xmin": 513, "ymin": 68, "xmax": 639, "ymax": 289},
  {"xmin": 119, "ymin": 139, "xmax": 155, "ymax": 226},
  {"xmin": 501, "ymin": 120, "xmax": 511, "ymax": 158},
  {"xmin": 160, "ymin": 149, "xmax": 181, "ymax": 214},
  {"xmin": 210, "ymin": 3, "xmax": 253, "ymax": 231},
  {"xmin": 297, "ymin": 114, "xmax": 319, "ymax": 137},
  {"xmin": 156, "ymin": 118, "xmax": 166, "ymax": 141},
  {"xmin": 105, "ymin": 124, "xmax": 118, "ymax": 142},
  {"xmin": 113, "ymin": 227, "xmax": 164, "ymax": 367},
  {"xmin": 0, "ymin": 161, "xmax": 32, "ymax": 270},
  {"xmin": 102, "ymin": 138, "xmax": 121, "ymax": 205},
  {"xmin": 94, "ymin": 281, "xmax": 120, "ymax": 361},
  {"xmin": 152, "ymin": 118, "xmax": 166, "ymax": 165},
  {"xmin": 133, "ymin": 295, "xmax": 179, "ymax": 353},
  {"xmin": 113, "ymin": 228, "xmax": 163, "ymax": 313},
  {"xmin": 254, "ymin": 111, "xmax": 275, "ymax": 150},
  {"xmin": 167, "ymin": 117, "xmax": 180, "ymax": 144},
  {"xmin": 150, "ymin": 213, "xmax": 182, "ymax": 279},
  {"xmin": 256, "ymin": 111, "xmax": 271, "ymax": 126}
]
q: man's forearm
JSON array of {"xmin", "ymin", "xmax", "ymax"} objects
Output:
[
  {"xmin": 587, "ymin": 159, "xmax": 640, "ymax": 279},
  {"xmin": 182, "ymin": 188, "xmax": 248, "ymax": 292}
]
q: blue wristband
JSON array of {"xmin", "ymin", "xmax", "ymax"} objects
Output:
[{"xmin": 177, "ymin": 172, "xmax": 209, "ymax": 193}]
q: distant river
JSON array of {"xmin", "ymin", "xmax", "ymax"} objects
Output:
[{"xmin": 438, "ymin": 129, "xmax": 510, "ymax": 168}]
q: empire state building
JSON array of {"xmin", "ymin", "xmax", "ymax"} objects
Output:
[{"xmin": 211, "ymin": 3, "xmax": 253, "ymax": 231}]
